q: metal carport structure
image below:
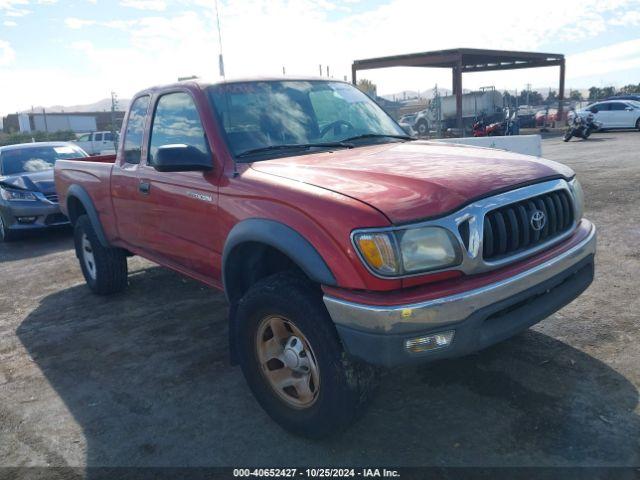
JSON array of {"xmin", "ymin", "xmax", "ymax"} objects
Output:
[{"xmin": 351, "ymin": 48, "xmax": 565, "ymax": 134}]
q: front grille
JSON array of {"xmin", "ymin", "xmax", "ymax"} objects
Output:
[
  {"xmin": 482, "ymin": 189, "xmax": 574, "ymax": 260},
  {"xmin": 44, "ymin": 193, "xmax": 59, "ymax": 203}
]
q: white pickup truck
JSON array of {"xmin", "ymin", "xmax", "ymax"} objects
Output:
[{"xmin": 72, "ymin": 131, "xmax": 117, "ymax": 155}]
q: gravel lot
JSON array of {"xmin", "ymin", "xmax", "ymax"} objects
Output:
[{"xmin": 1, "ymin": 131, "xmax": 639, "ymax": 469}]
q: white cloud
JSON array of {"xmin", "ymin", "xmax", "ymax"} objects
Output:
[
  {"xmin": 609, "ymin": 9, "xmax": 640, "ymax": 25},
  {"xmin": 568, "ymin": 38, "xmax": 640, "ymax": 78},
  {"xmin": 65, "ymin": 17, "xmax": 96, "ymax": 28},
  {"xmin": 119, "ymin": 0, "xmax": 166, "ymax": 11},
  {"xmin": 3, "ymin": 19, "xmax": 17, "ymax": 26},
  {"xmin": 3, "ymin": 0, "xmax": 640, "ymax": 115},
  {"xmin": 0, "ymin": 40, "xmax": 15, "ymax": 66}
]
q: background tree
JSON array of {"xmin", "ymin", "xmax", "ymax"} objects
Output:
[
  {"xmin": 518, "ymin": 90, "xmax": 543, "ymax": 106},
  {"xmin": 588, "ymin": 87, "xmax": 602, "ymax": 101},
  {"xmin": 620, "ymin": 83, "xmax": 640, "ymax": 94},
  {"xmin": 569, "ymin": 89, "xmax": 583, "ymax": 101},
  {"xmin": 546, "ymin": 90, "xmax": 558, "ymax": 105},
  {"xmin": 357, "ymin": 79, "xmax": 377, "ymax": 98}
]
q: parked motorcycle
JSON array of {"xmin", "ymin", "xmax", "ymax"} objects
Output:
[{"xmin": 563, "ymin": 112, "xmax": 599, "ymax": 142}]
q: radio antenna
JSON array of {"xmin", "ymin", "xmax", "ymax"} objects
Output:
[{"xmin": 214, "ymin": 0, "xmax": 225, "ymax": 79}]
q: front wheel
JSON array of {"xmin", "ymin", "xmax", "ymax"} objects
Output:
[
  {"xmin": 235, "ymin": 272, "xmax": 377, "ymax": 438},
  {"xmin": 0, "ymin": 215, "xmax": 16, "ymax": 242},
  {"xmin": 74, "ymin": 215, "xmax": 128, "ymax": 294},
  {"xmin": 415, "ymin": 119, "xmax": 429, "ymax": 136}
]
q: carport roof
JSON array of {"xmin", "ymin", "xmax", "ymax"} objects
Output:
[{"xmin": 352, "ymin": 48, "xmax": 564, "ymax": 73}]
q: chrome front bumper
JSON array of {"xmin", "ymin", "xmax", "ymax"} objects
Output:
[{"xmin": 324, "ymin": 221, "xmax": 596, "ymax": 335}]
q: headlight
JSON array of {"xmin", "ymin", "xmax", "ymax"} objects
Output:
[
  {"xmin": 569, "ymin": 178, "xmax": 584, "ymax": 220},
  {"xmin": 0, "ymin": 187, "xmax": 38, "ymax": 201},
  {"xmin": 399, "ymin": 227, "xmax": 461, "ymax": 273},
  {"xmin": 353, "ymin": 226, "xmax": 461, "ymax": 277}
]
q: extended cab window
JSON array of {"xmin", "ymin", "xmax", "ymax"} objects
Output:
[
  {"xmin": 123, "ymin": 95, "xmax": 150, "ymax": 164},
  {"xmin": 148, "ymin": 92, "xmax": 208, "ymax": 165}
]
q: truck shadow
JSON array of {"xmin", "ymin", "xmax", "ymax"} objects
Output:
[{"xmin": 16, "ymin": 266, "xmax": 640, "ymax": 469}]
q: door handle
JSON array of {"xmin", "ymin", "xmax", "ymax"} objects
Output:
[{"xmin": 139, "ymin": 182, "xmax": 151, "ymax": 195}]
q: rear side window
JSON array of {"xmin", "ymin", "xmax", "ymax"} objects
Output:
[
  {"xmin": 148, "ymin": 92, "xmax": 208, "ymax": 165},
  {"xmin": 104, "ymin": 132, "xmax": 114, "ymax": 141},
  {"xmin": 609, "ymin": 102, "xmax": 626, "ymax": 111},
  {"xmin": 94, "ymin": 133, "xmax": 103, "ymax": 141},
  {"xmin": 123, "ymin": 95, "xmax": 150, "ymax": 164}
]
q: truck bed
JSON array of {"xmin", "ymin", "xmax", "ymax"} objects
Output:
[{"xmin": 54, "ymin": 155, "xmax": 118, "ymax": 241}]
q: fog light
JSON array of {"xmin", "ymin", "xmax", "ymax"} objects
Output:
[
  {"xmin": 405, "ymin": 330, "xmax": 455, "ymax": 353},
  {"xmin": 17, "ymin": 216, "xmax": 37, "ymax": 224}
]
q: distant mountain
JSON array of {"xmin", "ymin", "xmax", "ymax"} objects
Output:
[{"xmin": 21, "ymin": 98, "xmax": 131, "ymax": 114}]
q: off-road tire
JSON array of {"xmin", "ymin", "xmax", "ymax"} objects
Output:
[
  {"xmin": 415, "ymin": 119, "xmax": 428, "ymax": 137},
  {"xmin": 74, "ymin": 215, "xmax": 128, "ymax": 295},
  {"xmin": 235, "ymin": 272, "xmax": 377, "ymax": 438}
]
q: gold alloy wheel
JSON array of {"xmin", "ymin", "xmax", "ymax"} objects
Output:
[{"xmin": 256, "ymin": 315, "xmax": 321, "ymax": 409}]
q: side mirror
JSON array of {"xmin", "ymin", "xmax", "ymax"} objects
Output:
[
  {"xmin": 589, "ymin": 108, "xmax": 598, "ymax": 114},
  {"xmin": 625, "ymin": 107, "xmax": 633, "ymax": 111},
  {"xmin": 153, "ymin": 144, "xmax": 213, "ymax": 172}
]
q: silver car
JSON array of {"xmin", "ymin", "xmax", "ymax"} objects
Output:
[{"xmin": 0, "ymin": 142, "xmax": 88, "ymax": 241}]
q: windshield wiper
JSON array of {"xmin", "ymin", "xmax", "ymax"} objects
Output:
[
  {"xmin": 340, "ymin": 133, "xmax": 414, "ymax": 143},
  {"xmin": 236, "ymin": 142, "xmax": 353, "ymax": 159}
]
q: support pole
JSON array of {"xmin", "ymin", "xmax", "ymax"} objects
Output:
[
  {"xmin": 558, "ymin": 58, "xmax": 566, "ymax": 127},
  {"xmin": 453, "ymin": 59, "xmax": 463, "ymax": 134},
  {"xmin": 351, "ymin": 64, "xmax": 357, "ymax": 85}
]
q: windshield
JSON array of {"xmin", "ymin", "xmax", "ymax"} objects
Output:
[
  {"xmin": 0, "ymin": 145, "xmax": 87, "ymax": 176},
  {"xmin": 208, "ymin": 80, "xmax": 407, "ymax": 160}
]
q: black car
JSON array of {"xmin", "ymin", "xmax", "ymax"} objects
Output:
[{"xmin": 0, "ymin": 142, "xmax": 88, "ymax": 241}]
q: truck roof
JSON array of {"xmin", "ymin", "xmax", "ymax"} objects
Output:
[{"xmin": 134, "ymin": 76, "xmax": 350, "ymax": 96}]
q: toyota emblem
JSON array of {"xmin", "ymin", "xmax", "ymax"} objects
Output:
[{"xmin": 530, "ymin": 210, "xmax": 546, "ymax": 231}]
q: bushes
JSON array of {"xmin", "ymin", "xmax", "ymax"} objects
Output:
[{"xmin": 0, "ymin": 130, "xmax": 77, "ymax": 147}]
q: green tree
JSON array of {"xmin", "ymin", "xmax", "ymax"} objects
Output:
[
  {"xmin": 620, "ymin": 83, "xmax": 640, "ymax": 94},
  {"xmin": 588, "ymin": 87, "xmax": 602, "ymax": 101},
  {"xmin": 357, "ymin": 79, "xmax": 377, "ymax": 98},
  {"xmin": 546, "ymin": 90, "xmax": 558, "ymax": 105},
  {"xmin": 569, "ymin": 89, "xmax": 583, "ymax": 101},
  {"xmin": 518, "ymin": 90, "xmax": 543, "ymax": 106}
]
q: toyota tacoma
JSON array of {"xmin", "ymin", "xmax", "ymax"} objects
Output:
[{"xmin": 55, "ymin": 78, "xmax": 596, "ymax": 437}]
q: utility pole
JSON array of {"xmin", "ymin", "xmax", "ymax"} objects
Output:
[
  {"xmin": 282, "ymin": 66, "xmax": 286, "ymax": 75},
  {"xmin": 110, "ymin": 91, "xmax": 119, "ymax": 151},
  {"xmin": 319, "ymin": 64, "xmax": 322, "ymax": 76},
  {"xmin": 526, "ymin": 83, "xmax": 531, "ymax": 107},
  {"xmin": 42, "ymin": 108, "xmax": 48, "ymax": 133},
  {"xmin": 326, "ymin": 65, "xmax": 330, "ymax": 78}
]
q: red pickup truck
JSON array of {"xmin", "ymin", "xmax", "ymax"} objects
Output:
[{"xmin": 55, "ymin": 78, "xmax": 596, "ymax": 437}]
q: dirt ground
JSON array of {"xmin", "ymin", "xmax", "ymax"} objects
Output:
[{"xmin": 1, "ymin": 131, "xmax": 639, "ymax": 469}]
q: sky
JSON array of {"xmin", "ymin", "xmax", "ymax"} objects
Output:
[{"xmin": 1, "ymin": 0, "xmax": 640, "ymax": 115}]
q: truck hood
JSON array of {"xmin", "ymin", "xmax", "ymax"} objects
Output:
[
  {"xmin": 250, "ymin": 141, "xmax": 574, "ymax": 224},
  {"xmin": 0, "ymin": 169, "xmax": 56, "ymax": 195}
]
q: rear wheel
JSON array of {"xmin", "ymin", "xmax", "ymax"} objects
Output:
[
  {"xmin": 235, "ymin": 272, "xmax": 377, "ymax": 438},
  {"xmin": 74, "ymin": 215, "xmax": 128, "ymax": 294},
  {"xmin": 636, "ymin": 118, "xmax": 640, "ymax": 131},
  {"xmin": 563, "ymin": 131, "xmax": 572, "ymax": 142}
]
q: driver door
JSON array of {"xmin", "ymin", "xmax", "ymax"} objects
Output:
[{"xmin": 135, "ymin": 90, "xmax": 221, "ymax": 281}]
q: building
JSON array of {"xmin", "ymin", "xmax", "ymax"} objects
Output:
[{"xmin": 2, "ymin": 110, "xmax": 126, "ymax": 134}]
